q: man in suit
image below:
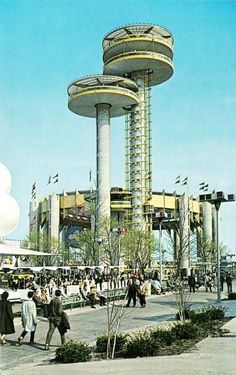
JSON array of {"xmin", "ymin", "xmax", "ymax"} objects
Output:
[{"xmin": 44, "ymin": 289, "xmax": 66, "ymax": 350}]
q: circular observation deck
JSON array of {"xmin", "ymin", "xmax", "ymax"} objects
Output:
[
  {"xmin": 103, "ymin": 24, "xmax": 174, "ymax": 86},
  {"xmin": 68, "ymin": 75, "xmax": 139, "ymax": 118}
]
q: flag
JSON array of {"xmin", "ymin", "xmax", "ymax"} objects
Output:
[
  {"xmin": 182, "ymin": 177, "xmax": 188, "ymax": 185},
  {"xmin": 199, "ymin": 182, "xmax": 208, "ymax": 191},
  {"xmin": 31, "ymin": 182, "xmax": 36, "ymax": 200},
  {"xmin": 53, "ymin": 173, "xmax": 59, "ymax": 183},
  {"xmin": 47, "ymin": 176, "xmax": 51, "ymax": 185},
  {"xmin": 175, "ymin": 176, "xmax": 180, "ymax": 184}
]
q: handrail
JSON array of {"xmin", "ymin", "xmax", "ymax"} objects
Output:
[
  {"xmin": 105, "ymin": 51, "xmax": 173, "ymax": 67},
  {"xmin": 103, "ymin": 35, "xmax": 173, "ymax": 52}
]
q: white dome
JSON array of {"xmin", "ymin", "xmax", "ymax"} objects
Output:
[{"xmin": 0, "ymin": 192, "xmax": 20, "ymax": 236}]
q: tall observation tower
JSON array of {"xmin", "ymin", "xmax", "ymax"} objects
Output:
[
  {"xmin": 103, "ymin": 24, "xmax": 174, "ymax": 231},
  {"xmin": 67, "ymin": 75, "xmax": 139, "ymax": 225}
]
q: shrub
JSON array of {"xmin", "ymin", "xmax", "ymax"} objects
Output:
[
  {"xmin": 172, "ymin": 322, "xmax": 201, "ymax": 340},
  {"xmin": 124, "ymin": 332, "xmax": 160, "ymax": 358},
  {"xmin": 190, "ymin": 305, "xmax": 226, "ymax": 323},
  {"xmin": 228, "ymin": 292, "xmax": 236, "ymax": 300},
  {"xmin": 189, "ymin": 310, "xmax": 208, "ymax": 324},
  {"xmin": 55, "ymin": 340, "xmax": 91, "ymax": 363},
  {"xmin": 150, "ymin": 329, "xmax": 176, "ymax": 346},
  {"xmin": 96, "ymin": 334, "xmax": 127, "ymax": 353},
  {"xmin": 208, "ymin": 305, "xmax": 226, "ymax": 320},
  {"xmin": 176, "ymin": 308, "xmax": 191, "ymax": 321}
]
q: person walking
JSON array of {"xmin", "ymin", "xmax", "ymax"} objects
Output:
[
  {"xmin": 188, "ymin": 270, "xmax": 196, "ymax": 293},
  {"xmin": 126, "ymin": 277, "xmax": 137, "ymax": 307},
  {"xmin": 205, "ymin": 272, "xmax": 212, "ymax": 292},
  {"xmin": 139, "ymin": 280, "xmax": 148, "ymax": 308},
  {"xmin": 226, "ymin": 272, "xmax": 233, "ymax": 294},
  {"xmin": 44, "ymin": 289, "xmax": 66, "ymax": 350},
  {"xmin": 40, "ymin": 287, "xmax": 50, "ymax": 318},
  {"xmin": 17, "ymin": 291, "xmax": 37, "ymax": 345},
  {"xmin": 220, "ymin": 273, "xmax": 225, "ymax": 292},
  {"xmin": 0, "ymin": 291, "xmax": 15, "ymax": 345}
]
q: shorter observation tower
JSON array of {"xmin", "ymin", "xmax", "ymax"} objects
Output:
[{"xmin": 67, "ymin": 75, "xmax": 139, "ymax": 225}]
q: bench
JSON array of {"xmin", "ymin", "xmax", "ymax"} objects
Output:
[
  {"xmin": 161, "ymin": 281, "xmax": 173, "ymax": 292},
  {"xmin": 99, "ymin": 288, "xmax": 127, "ymax": 302},
  {"xmin": 61, "ymin": 293, "xmax": 87, "ymax": 310}
]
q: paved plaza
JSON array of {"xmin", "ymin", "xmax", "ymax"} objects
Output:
[{"xmin": 0, "ymin": 289, "xmax": 236, "ymax": 375}]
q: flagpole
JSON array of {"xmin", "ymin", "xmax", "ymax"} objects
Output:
[{"xmin": 186, "ymin": 179, "xmax": 190, "ymax": 270}]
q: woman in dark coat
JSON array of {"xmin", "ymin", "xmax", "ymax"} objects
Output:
[{"xmin": 0, "ymin": 291, "xmax": 15, "ymax": 344}]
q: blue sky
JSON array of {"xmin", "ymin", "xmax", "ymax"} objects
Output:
[{"xmin": 0, "ymin": 0, "xmax": 235, "ymax": 252}]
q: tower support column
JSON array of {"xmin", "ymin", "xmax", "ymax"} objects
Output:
[
  {"xmin": 130, "ymin": 71, "xmax": 147, "ymax": 230},
  {"xmin": 179, "ymin": 194, "xmax": 190, "ymax": 273},
  {"xmin": 49, "ymin": 194, "xmax": 60, "ymax": 240},
  {"xmin": 96, "ymin": 103, "xmax": 111, "ymax": 224}
]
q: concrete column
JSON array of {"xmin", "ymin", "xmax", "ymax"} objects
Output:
[
  {"xmin": 49, "ymin": 194, "xmax": 60, "ymax": 240},
  {"xmin": 202, "ymin": 202, "xmax": 213, "ymax": 241},
  {"xmin": 179, "ymin": 194, "xmax": 190, "ymax": 272},
  {"xmin": 96, "ymin": 103, "xmax": 111, "ymax": 223},
  {"xmin": 130, "ymin": 71, "xmax": 147, "ymax": 230},
  {"xmin": 212, "ymin": 205, "xmax": 217, "ymax": 245},
  {"xmin": 29, "ymin": 201, "xmax": 38, "ymax": 234}
]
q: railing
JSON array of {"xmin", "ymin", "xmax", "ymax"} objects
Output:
[
  {"xmin": 103, "ymin": 34, "xmax": 173, "ymax": 51},
  {"xmin": 105, "ymin": 51, "xmax": 173, "ymax": 67}
]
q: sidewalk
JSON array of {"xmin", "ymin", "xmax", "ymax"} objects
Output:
[{"xmin": 1, "ymin": 290, "xmax": 236, "ymax": 375}]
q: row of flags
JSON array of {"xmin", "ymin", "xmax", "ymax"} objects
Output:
[
  {"xmin": 175, "ymin": 176, "xmax": 209, "ymax": 191},
  {"xmin": 175, "ymin": 176, "xmax": 188, "ymax": 185},
  {"xmin": 31, "ymin": 171, "xmax": 208, "ymax": 200},
  {"xmin": 47, "ymin": 173, "xmax": 59, "ymax": 185},
  {"xmin": 31, "ymin": 170, "xmax": 93, "ymax": 201},
  {"xmin": 199, "ymin": 181, "xmax": 209, "ymax": 191},
  {"xmin": 31, "ymin": 182, "xmax": 36, "ymax": 200},
  {"xmin": 31, "ymin": 174, "xmax": 59, "ymax": 200}
]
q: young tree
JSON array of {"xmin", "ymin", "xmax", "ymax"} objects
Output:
[
  {"xmin": 122, "ymin": 229, "xmax": 155, "ymax": 274},
  {"xmin": 21, "ymin": 232, "xmax": 65, "ymax": 266},
  {"xmin": 69, "ymin": 227, "xmax": 99, "ymax": 266}
]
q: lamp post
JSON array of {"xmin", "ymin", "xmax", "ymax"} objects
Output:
[
  {"xmin": 199, "ymin": 191, "xmax": 235, "ymax": 302},
  {"xmin": 96, "ymin": 237, "xmax": 103, "ymax": 266},
  {"xmin": 156, "ymin": 212, "xmax": 172, "ymax": 284},
  {"xmin": 110, "ymin": 227, "xmax": 127, "ymax": 269}
]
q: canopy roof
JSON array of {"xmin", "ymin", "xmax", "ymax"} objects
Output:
[{"xmin": 0, "ymin": 243, "xmax": 56, "ymax": 256}]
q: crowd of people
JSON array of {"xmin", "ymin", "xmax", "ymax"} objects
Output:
[
  {"xmin": 188, "ymin": 269, "xmax": 234, "ymax": 294},
  {"xmin": 0, "ymin": 267, "xmax": 234, "ymax": 348},
  {"xmin": 0, "ymin": 273, "xmax": 152, "ymax": 348}
]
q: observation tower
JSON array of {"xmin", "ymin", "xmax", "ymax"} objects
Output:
[
  {"xmin": 103, "ymin": 24, "xmax": 174, "ymax": 230},
  {"xmin": 67, "ymin": 75, "xmax": 139, "ymax": 224}
]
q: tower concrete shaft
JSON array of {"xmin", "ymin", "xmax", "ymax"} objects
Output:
[
  {"xmin": 129, "ymin": 71, "xmax": 148, "ymax": 230},
  {"xmin": 96, "ymin": 103, "xmax": 111, "ymax": 223}
]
